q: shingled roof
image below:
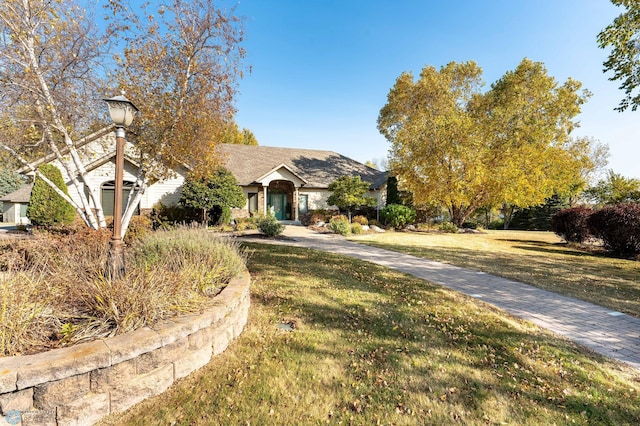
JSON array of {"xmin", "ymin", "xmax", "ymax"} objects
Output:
[
  {"xmin": 217, "ymin": 144, "xmax": 387, "ymax": 189},
  {"xmin": 0, "ymin": 183, "xmax": 33, "ymax": 203}
]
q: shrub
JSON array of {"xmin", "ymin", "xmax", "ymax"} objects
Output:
[
  {"xmin": 351, "ymin": 222, "xmax": 363, "ymax": 235},
  {"xmin": 551, "ymin": 206, "xmax": 593, "ymax": 243},
  {"xmin": 587, "ymin": 203, "xmax": 640, "ymax": 257},
  {"xmin": 301, "ymin": 209, "xmax": 332, "ymax": 226},
  {"xmin": 488, "ymin": 219, "xmax": 505, "ymax": 230},
  {"xmin": 124, "ymin": 215, "xmax": 154, "ymax": 245},
  {"xmin": 27, "ymin": 164, "xmax": 76, "ymax": 227},
  {"xmin": 381, "ymin": 204, "xmax": 416, "ymax": 229},
  {"xmin": 438, "ymin": 221, "xmax": 459, "ymax": 233},
  {"xmin": 256, "ymin": 214, "xmax": 284, "ymax": 237},
  {"xmin": 329, "ymin": 216, "xmax": 351, "ymax": 236},
  {"xmin": 235, "ymin": 217, "xmax": 257, "ymax": 231},
  {"xmin": 351, "ymin": 215, "xmax": 369, "ymax": 226},
  {"xmin": 134, "ymin": 228, "xmax": 245, "ymax": 295},
  {"xmin": 150, "ymin": 203, "xmax": 198, "ymax": 229}
]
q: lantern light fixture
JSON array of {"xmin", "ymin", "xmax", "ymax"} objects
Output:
[{"xmin": 103, "ymin": 93, "xmax": 139, "ymax": 128}]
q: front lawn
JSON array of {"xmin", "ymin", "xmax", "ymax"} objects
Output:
[
  {"xmin": 100, "ymin": 243, "xmax": 640, "ymax": 425},
  {"xmin": 350, "ymin": 230, "xmax": 640, "ymax": 318}
]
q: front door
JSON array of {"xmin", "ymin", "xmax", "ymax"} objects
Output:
[{"xmin": 268, "ymin": 193, "xmax": 287, "ymax": 220}]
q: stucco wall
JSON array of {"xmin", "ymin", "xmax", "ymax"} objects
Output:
[
  {"xmin": 303, "ymin": 188, "xmax": 332, "ymax": 210},
  {"xmin": 0, "ymin": 271, "xmax": 251, "ymax": 426}
]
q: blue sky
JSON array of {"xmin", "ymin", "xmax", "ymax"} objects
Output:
[{"xmin": 232, "ymin": 0, "xmax": 639, "ymax": 180}]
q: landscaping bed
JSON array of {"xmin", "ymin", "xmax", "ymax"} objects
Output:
[{"xmin": 0, "ymin": 227, "xmax": 247, "ymax": 356}]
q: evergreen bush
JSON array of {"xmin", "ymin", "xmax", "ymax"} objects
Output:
[
  {"xmin": 0, "ymin": 167, "xmax": 25, "ymax": 212},
  {"xmin": 150, "ymin": 203, "xmax": 199, "ymax": 229},
  {"xmin": 27, "ymin": 164, "xmax": 75, "ymax": 227},
  {"xmin": 381, "ymin": 204, "xmax": 416, "ymax": 229},
  {"xmin": 438, "ymin": 221, "xmax": 459, "ymax": 233},
  {"xmin": 488, "ymin": 219, "xmax": 505, "ymax": 230},
  {"xmin": 256, "ymin": 214, "xmax": 284, "ymax": 237}
]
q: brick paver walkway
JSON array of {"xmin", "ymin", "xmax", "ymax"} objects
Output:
[{"xmin": 250, "ymin": 226, "xmax": 640, "ymax": 372}]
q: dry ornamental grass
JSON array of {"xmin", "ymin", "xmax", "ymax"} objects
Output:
[{"xmin": 0, "ymin": 227, "xmax": 246, "ymax": 356}]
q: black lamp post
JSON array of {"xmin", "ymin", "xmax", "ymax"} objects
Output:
[{"xmin": 103, "ymin": 94, "xmax": 139, "ymax": 279}]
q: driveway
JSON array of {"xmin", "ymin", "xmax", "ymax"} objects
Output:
[{"xmin": 245, "ymin": 224, "xmax": 640, "ymax": 373}]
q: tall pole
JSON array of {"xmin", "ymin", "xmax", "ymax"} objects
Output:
[
  {"xmin": 103, "ymin": 93, "xmax": 138, "ymax": 280},
  {"xmin": 107, "ymin": 126, "xmax": 126, "ymax": 279}
]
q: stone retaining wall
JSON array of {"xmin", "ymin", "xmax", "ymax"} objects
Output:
[{"xmin": 0, "ymin": 270, "xmax": 251, "ymax": 426}]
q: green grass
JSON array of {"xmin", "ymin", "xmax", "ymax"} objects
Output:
[
  {"xmin": 100, "ymin": 243, "xmax": 640, "ymax": 425},
  {"xmin": 350, "ymin": 230, "xmax": 640, "ymax": 318}
]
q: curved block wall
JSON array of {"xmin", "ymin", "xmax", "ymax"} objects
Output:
[{"xmin": 0, "ymin": 271, "xmax": 251, "ymax": 425}]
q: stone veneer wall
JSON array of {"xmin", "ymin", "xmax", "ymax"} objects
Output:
[{"xmin": 0, "ymin": 270, "xmax": 251, "ymax": 426}]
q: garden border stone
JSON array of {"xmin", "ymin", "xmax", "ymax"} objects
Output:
[{"xmin": 0, "ymin": 270, "xmax": 251, "ymax": 426}]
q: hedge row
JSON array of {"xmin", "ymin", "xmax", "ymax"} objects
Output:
[{"xmin": 551, "ymin": 203, "xmax": 640, "ymax": 257}]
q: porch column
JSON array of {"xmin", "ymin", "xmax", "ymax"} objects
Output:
[
  {"xmin": 293, "ymin": 186, "xmax": 299, "ymax": 222},
  {"xmin": 262, "ymin": 185, "xmax": 268, "ymax": 215}
]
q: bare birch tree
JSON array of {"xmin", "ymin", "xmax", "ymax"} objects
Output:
[
  {"xmin": 0, "ymin": 0, "xmax": 245, "ymax": 237},
  {"xmin": 0, "ymin": 0, "xmax": 114, "ymax": 229}
]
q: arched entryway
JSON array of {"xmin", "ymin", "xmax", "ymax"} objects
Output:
[
  {"xmin": 267, "ymin": 180, "xmax": 294, "ymax": 220},
  {"xmin": 101, "ymin": 180, "xmax": 139, "ymax": 216}
]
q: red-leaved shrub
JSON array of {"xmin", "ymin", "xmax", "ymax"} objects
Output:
[
  {"xmin": 587, "ymin": 203, "xmax": 640, "ymax": 257},
  {"xmin": 550, "ymin": 206, "xmax": 593, "ymax": 243}
]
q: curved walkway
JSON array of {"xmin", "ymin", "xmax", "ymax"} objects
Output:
[{"xmin": 248, "ymin": 225, "xmax": 640, "ymax": 373}]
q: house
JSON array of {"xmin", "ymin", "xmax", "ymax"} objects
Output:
[
  {"xmin": 2, "ymin": 128, "xmax": 387, "ymax": 224},
  {"xmin": 0, "ymin": 184, "xmax": 33, "ymax": 224},
  {"xmin": 1, "ymin": 127, "xmax": 187, "ymax": 223},
  {"xmin": 217, "ymin": 144, "xmax": 387, "ymax": 221}
]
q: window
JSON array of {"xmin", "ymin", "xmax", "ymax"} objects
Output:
[
  {"xmin": 101, "ymin": 181, "xmax": 139, "ymax": 216},
  {"xmin": 299, "ymin": 194, "xmax": 308, "ymax": 215},
  {"xmin": 248, "ymin": 192, "xmax": 258, "ymax": 214}
]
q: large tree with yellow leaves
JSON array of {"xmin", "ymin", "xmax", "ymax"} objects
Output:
[{"xmin": 378, "ymin": 59, "xmax": 601, "ymax": 227}]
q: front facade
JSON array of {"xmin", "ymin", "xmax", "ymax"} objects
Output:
[
  {"xmin": 3, "ymin": 134, "xmax": 387, "ymax": 224},
  {"xmin": 218, "ymin": 144, "xmax": 387, "ymax": 221},
  {"xmin": 3, "ymin": 127, "xmax": 186, "ymax": 224}
]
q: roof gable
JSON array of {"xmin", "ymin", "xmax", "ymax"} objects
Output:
[
  {"xmin": 17, "ymin": 125, "xmax": 116, "ymax": 174},
  {"xmin": 254, "ymin": 164, "xmax": 308, "ymax": 186},
  {"xmin": 217, "ymin": 144, "xmax": 387, "ymax": 189},
  {"xmin": 0, "ymin": 183, "xmax": 33, "ymax": 203}
]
